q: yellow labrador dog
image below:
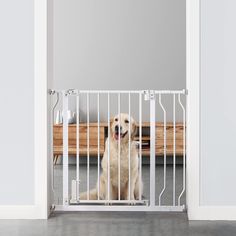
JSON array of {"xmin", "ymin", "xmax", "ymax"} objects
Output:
[{"xmin": 80, "ymin": 113, "xmax": 143, "ymax": 201}]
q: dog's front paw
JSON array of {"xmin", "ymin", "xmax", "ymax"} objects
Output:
[
  {"xmin": 105, "ymin": 201, "xmax": 112, "ymax": 206},
  {"xmin": 130, "ymin": 201, "xmax": 136, "ymax": 206},
  {"xmin": 128, "ymin": 196, "xmax": 136, "ymax": 205}
]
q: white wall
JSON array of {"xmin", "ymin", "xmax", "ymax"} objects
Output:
[
  {"xmin": 200, "ymin": 0, "xmax": 236, "ymax": 205},
  {"xmin": 54, "ymin": 0, "xmax": 185, "ymax": 91},
  {"xmin": 0, "ymin": 0, "xmax": 34, "ymax": 204},
  {"xmin": 53, "ymin": 0, "xmax": 186, "ymax": 122}
]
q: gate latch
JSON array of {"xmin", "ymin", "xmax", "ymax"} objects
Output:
[{"xmin": 144, "ymin": 90, "xmax": 155, "ymax": 101}]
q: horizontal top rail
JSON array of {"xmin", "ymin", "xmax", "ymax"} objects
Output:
[
  {"xmin": 53, "ymin": 121, "xmax": 185, "ymax": 127},
  {"xmin": 154, "ymin": 89, "xmax": 187, "ymax": 95},
  {"xmin": 49, "ymin": 89, "xmax": 187, "ymax": 95}
]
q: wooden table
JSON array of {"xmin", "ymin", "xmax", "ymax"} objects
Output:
[{"xmin": 53, "ymin": 122, "xmax": 185, "ymax": 164}]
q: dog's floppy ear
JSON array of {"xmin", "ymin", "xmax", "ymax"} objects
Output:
[{"xmin": 131, "ymin": 121, "xmax": 137, "ymax": 140}]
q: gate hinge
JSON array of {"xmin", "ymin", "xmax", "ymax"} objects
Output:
[
  {"xmin": 50, "ymin": 204, "xmax": 55, "ymax": 213},
  {"xmin": 144, "ymin": 90, "xmax": 155, "ymax": 101},
  {"xmin": 183, "ymin": 89, "xmax": 188, "ymax": 95},
  {"xmin": 66, "ymin": 89, "xmax": 78, "ymax": 96},
  {"xmin": 48, "ymin": 89, "xmax": 56, "ymax": 95}
]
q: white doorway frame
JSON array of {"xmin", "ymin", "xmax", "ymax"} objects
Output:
[
  {"xmin": 186, "ymin": 0, "xmax": 236, "ymax": 221},
  {"xmin": 34, "ymin": 0, "xmax": 50, "ymax": 219},
  {"xmin": 34, "ymin": 0, "xmax": 236, "ymax": 220},
  {"xmin": 186, "ymin": 0, "xmax": 201, "ymax": 220},
  {"xmin": 0, "ymin": 0, "xmax": 49, "ymax": 220},
  {"xmin": 33, "ymin": 0, "xmax": 201, "ymax": 219}
]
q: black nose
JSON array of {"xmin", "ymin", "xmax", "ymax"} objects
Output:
[{"xmin": 115, "ymin": 125, "xmax": 120, "ymax": 133}]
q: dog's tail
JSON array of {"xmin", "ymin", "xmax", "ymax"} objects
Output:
[{"xmin": 79, "ymin": 188, "xmax": 97, "ymax": 200}]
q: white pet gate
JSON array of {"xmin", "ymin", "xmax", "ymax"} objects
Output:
[{"xmin": 50, "ymin": 89, "xmax": 186, "ymax": 212}]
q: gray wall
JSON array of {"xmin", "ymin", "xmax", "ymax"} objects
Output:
[
  {"xmin": 200, "ymin": 0, "xmax": 236, "ymax": 205},
  {"xmin": 53, "ymin": 0, "xmax": 186, "ymax": 122},
  {"xmin": 0, "ymin": 0, "xmax": 34, "ymax": 204}
]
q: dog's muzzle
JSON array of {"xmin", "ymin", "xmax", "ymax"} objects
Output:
[{"xmin": 114, "ymin": 125, "xmax": 128, "ymax": 140}]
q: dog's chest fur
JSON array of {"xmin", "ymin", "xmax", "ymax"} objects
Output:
[{"xmin": 105, "ymin": 141, "xmax": 139, "ymax": 187}]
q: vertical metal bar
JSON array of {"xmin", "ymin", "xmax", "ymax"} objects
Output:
[
  {"xmin": 107, "ymin": 92, "xmax": 110, "ymax": 201},
  {"xmin": 128, "ymin": 92, "xmax": 131, "ymax": 200},
  {"xmin": 76, "ymin": 93, "xmax": 80, "ymax": 200},
  {"xmin": 52, "ymin": 92, "xmax": 59, "ymax": 193},
  {"xmin": 118, "ymin": 93, "xmax": 121, "ymax": 201},
  {"xmin": 178, "ymin": 94, "xmax": 186, "ymax": 206},
  {"xmin": 149, "ymin": 91, "xmax": 156, "ymax": 207},
  {"xmin": 158, "ymin": 94, "xmax": 167, "ymax": 206},
  {"xmin": 87, "ymin": 93, "xmax": 90, "ymax": 200},
  {"xmin": 173, "ymin": 94, "xmax": 176, "ymax": 206},
  {"xmin": 139, "ymin": 92, "xmax": 142, "ymax": 200},
  {"xmin": 97, "ymin": 93, "xmax": 100, "ymax": 200},
  {"xmin": 62, "ymin": 91, "xmax": 69, "ymax": 205}
]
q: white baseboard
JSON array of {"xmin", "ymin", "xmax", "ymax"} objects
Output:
[
  {"xmin": 188, "ymin": 206, "xmax": 236, "ymax": 220},
  {"xmin": 0, "ymin": 205, "xmax": 48, "ymax": 219}
]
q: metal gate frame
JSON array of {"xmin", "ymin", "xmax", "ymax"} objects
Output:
[{"xmin": 50, "ymin": 89, "xmax": 186, "ymax": 212}]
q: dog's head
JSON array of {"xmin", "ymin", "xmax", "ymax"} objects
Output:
[{"xmin": 110, "ymin": 113, "xmax": 137, "ymax": 143}]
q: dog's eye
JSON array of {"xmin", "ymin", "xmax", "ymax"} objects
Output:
[
  {"xmin": 125, "ymin": 119, "xmax": 129, "ymax": 124},
  {"xmin": 115, "ymin": 118, "xmax": 118, "ymax": 122}
]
